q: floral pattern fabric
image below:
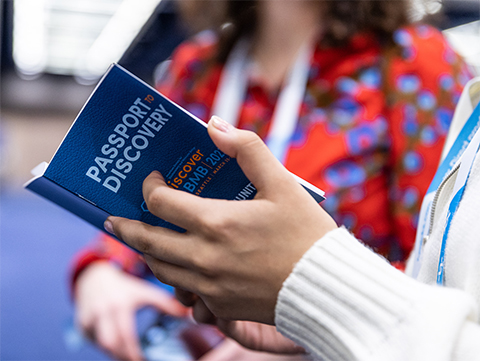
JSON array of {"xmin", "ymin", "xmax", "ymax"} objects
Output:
[{"xmin": 71, "ymin": 24, "xmax": 471, "ymax": 283}]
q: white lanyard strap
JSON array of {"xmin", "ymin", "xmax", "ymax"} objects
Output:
[
  {"xmin": 211, "ymin": 39, "xmax": 250, "ymax": 127},
  {"xmin": 411, "ymin": 97, "xmax": 480, "ymax": 279},
  {"xmin": 211, "ymin": 39, "xmax": 313, "ymax": 163},
  {"xmin": 265, "ymin": 44, "xmax": 312, "ymax": 163}
]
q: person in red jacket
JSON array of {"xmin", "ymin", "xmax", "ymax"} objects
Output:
[{"xmin": 71, "ymin": 1, "xmax": 473, "ymax": 360}]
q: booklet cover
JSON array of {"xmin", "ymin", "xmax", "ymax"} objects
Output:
[{"xmin": 25, "ymin": 64, "xmax": 325, "ymax": 233}]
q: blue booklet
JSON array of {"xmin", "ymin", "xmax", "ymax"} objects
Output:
[{"xmin": 25, "ymin": 64, "xmax": 324, "ymax": 233}]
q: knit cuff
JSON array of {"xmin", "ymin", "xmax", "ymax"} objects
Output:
[{"xmin": 275, "ymin": 227, "xmax": 472, "ymax": 361}]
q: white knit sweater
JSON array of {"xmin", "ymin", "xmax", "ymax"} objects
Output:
[{"xmin": 276, "ymin": 137, "xmax": 480, "ymax": 359}]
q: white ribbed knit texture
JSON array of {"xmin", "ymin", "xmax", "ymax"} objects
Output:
[{"xmin": 275, "ymin": 227, "xmax": 477, "ymax": 361}]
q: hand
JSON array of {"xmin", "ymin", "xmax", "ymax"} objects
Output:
[
  {"xmin": 199, "ymin": 338, "xmax": 307, "ymax": 361},
  {"xmin": 218, "ymin": 320, "xmax": 304, "ymax": 355},
  {"xmin": 75, "ymin": 261, "xmax": 188, "ymax": 361},
  {"xmin": 106, "ymin": 116, "xmax": 337, "ymax": 325},
  {"xmin": 176, "ymin": 291, "xmax": 304, "ymax": 355}
]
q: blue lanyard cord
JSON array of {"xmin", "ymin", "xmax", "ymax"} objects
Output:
[
  {"xmin": 412, "ymin": 99, "xmax": 480, "ymax": 280},
  {"xmin": 436, "ymin": 185, "xmax": 466, "ymax": 285},
  {"xmin": 436, "ymin": 131, "xmax": 480, "ymax": 285}
]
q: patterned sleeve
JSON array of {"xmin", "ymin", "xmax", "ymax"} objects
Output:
[
  {"xmin": 69, "ymin": 233, "xmax": 149, "ymax": 296},
  {"xmin": 383, "ymin": 25, "xmax": 472, "ymax": 260}
]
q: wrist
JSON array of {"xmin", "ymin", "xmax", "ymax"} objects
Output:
[{"xmin": 74, "ymin": 260, "xmax": 124, "ymax": 301}]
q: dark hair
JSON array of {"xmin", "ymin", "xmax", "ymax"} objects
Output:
[{"xmin": 216, "ymin": 0, "xmax": 410, "ymax": 63}]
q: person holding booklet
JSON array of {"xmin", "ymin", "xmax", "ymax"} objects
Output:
[
  {"xmin": 70, "ymin": 0, "xmax": 472, "ymax": 360},
  {"xmin": 106, "ymin": 92, "xmax": 480, "ymax": 360}
]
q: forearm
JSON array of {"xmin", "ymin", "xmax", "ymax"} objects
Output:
[{"xmin": 275, "ymin": 227, "xmax": 479, "ymax": 361}]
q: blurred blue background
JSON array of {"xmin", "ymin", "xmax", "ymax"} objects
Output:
[
  {"xmin": 0, "ymin": 0, "xmax": 479, "ymax": 360},
  {"xmin": 1, "ymin": 191, "xmax": 104, "ymax": 360}
]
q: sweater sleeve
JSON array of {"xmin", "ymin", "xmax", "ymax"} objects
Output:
[{"xmin": 275, "ymin": 227, "xmax": 480, "ymax": 361}]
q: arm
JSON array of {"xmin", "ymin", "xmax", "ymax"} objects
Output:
[
  {"xmin": 107, "ymin": 118, "xmax": 480, "ymax": 360},
  {"xmin": 75, "ymin": 260, "xmax": 187, "ymax": 361},
  {"xmin": 70, "ymin": 234, "xmax": 187, "ymax": 361},
  {"xmin": 106, "ymin": 116, "xmax": 337, "ymax": 325},
  {"xmin": 277, "ymin": 227, "xmax": 479, "ymax": 361}
]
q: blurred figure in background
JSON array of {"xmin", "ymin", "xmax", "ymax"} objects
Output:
[{"xmin": 71, "ymin": 0, "xmax": 473, "ymax": 360}]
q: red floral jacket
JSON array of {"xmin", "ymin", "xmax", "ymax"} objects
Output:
[{"xmin": 71, "ymin": 24, "xmax": 471, "ymax": 284}]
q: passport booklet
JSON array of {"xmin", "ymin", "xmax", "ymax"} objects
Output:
[{"xmin": 25, "ymin": 64, "xmax": 325, "ymax": 234}]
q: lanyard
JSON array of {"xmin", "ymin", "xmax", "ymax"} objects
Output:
[
  {"xmin": 436, "ymin": 117, "xmax": 480, "ymax": 285},
  {"xmin": 411, "ymin": 99, "xmax": 480, "ymax": 280},
  {"xmin": 211, "ymin": 39, "xmax": 313, "ymax": 164}
]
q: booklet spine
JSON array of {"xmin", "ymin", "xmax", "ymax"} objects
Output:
[{"xmin": 25, "ymin": 175, "xmax": 110, "ymax": 232}]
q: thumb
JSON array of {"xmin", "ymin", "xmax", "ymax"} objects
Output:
[
  {"xmin": 140, "ymin": 281, "xmax": 189, "ymax": 317},
  {"xmin": 216, "ymin": 320, "xmax": 305, "ymax": 354},
  {"xmin": 207, "ymin": 116, "xmax": 296, "ymax": 195}
]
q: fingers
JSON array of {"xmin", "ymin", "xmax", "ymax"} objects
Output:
[
  {"xmin": 89, "ymin": 310, "xmax": 143, "ymax": 361},
  {"xmin": 175, "ymin": 288, "xmax": 199, "ymax": 307},
  {"xmin": 94, "ymin": 311, "xmax": 134, "ymax": 361},
  {"xmin": 143, "ymin": 254, "xmax": 202, "ymax": 293},
  {"xmin": 216, "ymin": 320, "xmax": 305, "ymax": 355},
  {"xmin": 92, "ymin": 314, "xmax": 116, "ymax": 353},
  {"xmin": 192, "ymin": 298, "xmax": 217, "ymax": 325},
  {"xmin": 143, "ymin": 284, "xmax": 189, "ymax": 317},
  {"xmin": 208, "ymin": 116, "xmax": 295, "ymax": 196},
  {"xmin": 116, "ymin": 310, "xmax": 144, "ymax": 361},
  {"xmin": 106, "ymin": 217, "xmax": 197, "ymax": 268},
  {"xmin": 141, "ymin": 171, "xmax": 215, "ymax": 230}
]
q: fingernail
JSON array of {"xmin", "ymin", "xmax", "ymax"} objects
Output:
[
  {"xmin": 104, "ymin": 219, "xmax": 114, "ymax": 235},
  {"xmin": 211, "ymin": 116, "xmax": 233, "ymax": 132}
]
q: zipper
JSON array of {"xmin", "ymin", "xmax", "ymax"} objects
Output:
[{"xmin": 423, "ymin": 162, "xmax": 461, "ymax": 245}]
